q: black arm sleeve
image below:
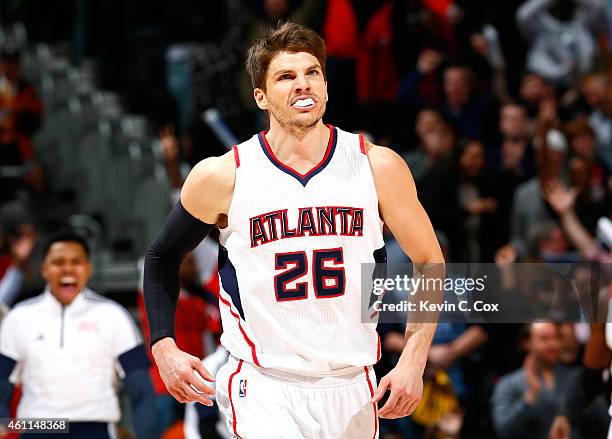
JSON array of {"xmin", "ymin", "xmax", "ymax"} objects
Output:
[{"xmin": 143, "ymin": 201, "xmax": 215, "ymax": 348}]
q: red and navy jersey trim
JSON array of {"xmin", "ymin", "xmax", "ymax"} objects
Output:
[
  {"xmin": 257, "ymin": 124, "xmax": 337, "ymax": 187},
  {"xmin": 232, "ymin": 145, "xmax": 240, "ymax": 168},
  {"xmin": 228, "ymin": 359, "xmax": 244, "ymax": 439},
  {"xmin": 218, "ymin": 245, "xmax": 244, "ymax": 319},
  {"xmin": 359, "ymin": 133, "xmax": 366, "ymax": 154}
]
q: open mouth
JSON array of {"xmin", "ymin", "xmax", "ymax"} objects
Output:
[
  {"xmin": 291, "ymin": 97, "xmax": 316, "ymax": 110},
  {"xmin": 58, "ymin": 276, "xmax": 78, "ymax": 295}
]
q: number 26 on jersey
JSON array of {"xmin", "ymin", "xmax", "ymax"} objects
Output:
[{"xmin": 274, "ymin": 247, "xmax": 345, "ymax": 301}]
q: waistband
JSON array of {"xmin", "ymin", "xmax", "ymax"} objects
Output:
[{"xmin": 230, "ymin": 355, "xmax": 375, "ymax": 388}]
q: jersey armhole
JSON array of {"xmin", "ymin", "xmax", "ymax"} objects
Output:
[
  {"xmin": 358, "ymin": 134, "xmax": 366, "ymax": 155},
  {"xmin": 219, "ymin": 147, "xmax": 240, "ymax": 233},
  {"xmin": 232, "ymin": 145, "xmax": 240, "ymax": 167}
]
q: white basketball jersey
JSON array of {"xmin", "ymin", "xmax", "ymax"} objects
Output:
[{"xmin": 218, "ymin": 125, "xmax": 386, "ymax": 375}]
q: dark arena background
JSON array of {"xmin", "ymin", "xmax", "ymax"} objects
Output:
[{"xmin": 0, "ymin": 1, "xmax": 611, "ymax": 438}]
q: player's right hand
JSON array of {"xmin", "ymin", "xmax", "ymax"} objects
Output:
[{"xmin": 151, "ymin": 337, "xmax": 216, "ymax": 406}]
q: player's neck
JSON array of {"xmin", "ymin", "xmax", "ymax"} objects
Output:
[{"xmin": 266, "ymin": 120, "xmax": 330, "ymax": 165}]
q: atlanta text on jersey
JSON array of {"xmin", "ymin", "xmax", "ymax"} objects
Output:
[{"xmin": 250, "ymin": 206, "xmax": 365, "ymax": 248}]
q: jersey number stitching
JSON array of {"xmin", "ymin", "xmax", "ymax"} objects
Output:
[{"xmin": 274, "ymin": 248, "xmax": 345, "ymax": 301}]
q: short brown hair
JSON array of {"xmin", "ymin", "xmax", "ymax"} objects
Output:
[{"xmin": 246, "ymin": 22, "xmax": 327, "ymax": 90}]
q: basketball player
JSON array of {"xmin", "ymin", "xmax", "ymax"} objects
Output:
[{"xmin": 144, "ymin": 22, "xmax": 444, "ymax": 438}]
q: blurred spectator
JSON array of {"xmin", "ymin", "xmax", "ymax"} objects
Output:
[
  {"xmin": 455, "ymin": 139, "xmax": 498, "ymax": 261},
  {"xmin": 491, "ymin": 322, "xmax": 575, "ymax": 439},
  {"xmin": 403, "ymin": 108, "xmax": 454, "ymax": 182},
  {"xmin": 497, "ymin": 127, "xmax": 569, "ymax": 261},
  {"xmin": 526, "ymin": 220, "xmax": 577, "ymax": 262},
  {"xmin": 587, "ymin": 78, "xmax": 612, "ymax": 174},
  {"xmin": 580, "ymin": 72, "xmax": 607, "ymax": 115},
  {"xmin": 0, "ymin": 46, "xmax": 43, "ymax": 204},
  {"xmin": 516, "ymin": 0, "xmax": 605, "ymax": 87},
  {"xmin": 440, "ymin": 65, "xmax": 495, "ymax": 140},
  {"xmin": 0, "ymin": 224, "xmax": 37, "ymax": 311},
  {"xmin": 399, "ymin": 61, "xmax": 495, "ymax": 140},
  {"xmin": 159, "ymin": 1, "xmax": 232, "ymax": 141},
  {"xmin": 549, "ymin": 322, "xmax": 612, "ymax": 439},
  {"xmin": 0, "ymin": 205, "xmax": 46, "ymax": 303},
  {"xmin": 563, "ymin": 118, "xmax": 610, "ymax": 221},
  {"xmin": 355, "ymin": 1, "xmax": 399, "ymax": 106},
  {"xmin": 487, "ymin": 104, "xmax": 536, "ymax": 249},
  {"xmin": 567, "ymin": 155, "xmax": 610, "ymax": 232},
  {"xmin": 495, "ymin": 103, "xmax": 533, "ymax": 162},
  {"xmin": 406, "ymin": 116, "xmax": 468, "ymax": 259},
  {"xmin": 564, "ymin": 116, "xmax": 599, "ymax": 163},
  {"xmin": 398, "ymin": 49, "xmax": 445, "ymax": 110},
  {"xmin": 1, "ymin": 161, "xmax": 76, "ymax": 236},
  {"xmin": 0, "ymin": 232, "xmax": 158, "ymax": 439},
  {"xmin": 518, "ymin": 72, "xmax": 554, "ymax": 119},
  {"xmin": 543, "ymin": 178, "xmax": 612, "ymax": 269},
  {"xmin": 558, "ymin": 323, "xmax": 582, "ymax": 366}
]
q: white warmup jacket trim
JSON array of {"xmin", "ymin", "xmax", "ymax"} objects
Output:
[{"xmin": 0, "ymin": 288, "xmax": 142, "ymax": 421}]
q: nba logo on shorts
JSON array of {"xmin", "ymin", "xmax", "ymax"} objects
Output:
[{"xmin": 239, "ymin": 379, "xmax": 247, "ymax": 398}]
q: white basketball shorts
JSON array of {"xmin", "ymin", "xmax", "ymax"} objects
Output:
[{"xmin": 215, "ymin": 355, "xmax": 379, "ymax": 439}]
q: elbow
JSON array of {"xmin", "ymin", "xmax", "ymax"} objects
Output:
[
  {"xmin": 144, "ymin": 243, "xmax": 162, "ymax": 270},
  {"xmin": 144, "ymin": 243, "xmax": 165, "ymax": 264},
  {"xmin": 144, "ymin": 244, "xmax": 182, "ymax": 278}
]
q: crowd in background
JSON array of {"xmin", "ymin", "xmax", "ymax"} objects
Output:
[{"xmin": 0, "ymin": 0, "xmax": 611, "ymax": 438}]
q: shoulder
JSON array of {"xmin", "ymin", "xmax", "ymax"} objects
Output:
[
  {"xmin": 365, "ymin": 141, "xmax": 412, "ymax": 174},
  {"xmin": 555, "ymin": 365, "xmax": 578, "ymax": 380},
  {"xmin": 82, "ymin": 292, "xmax": 142, "ymax": 346},
  {"xmin": 8, "ymin": 294, "xmax": 45, "ymax": 316},
  {"xmin": 515, "ymin": 178, "xmax": 538, "ymax": 198},
  {"xmin": 496, "ymin": 369, "xmax": 526, "ymax": 390},
  {"xmin": 364, "ymin": 140, "xmax": 416, "ymax": 192},
  {"xmin": 82, "ymin": 291, "xmax": 136, "ymax": 325},
  {"xmin": 181, "ymin": 151, "xmax": 236, "ymax": 224},
  {"xmin": 2, "ymin": 295, "xmax": 44, "ymax": 329},
  {"xmin": 184, "ymin": 152, "xmax": 236, "ymax": 189}
]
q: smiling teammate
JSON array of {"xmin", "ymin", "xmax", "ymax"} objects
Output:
[{"xmin": 144, "ymin": 22, "xmax": 444, "ymax": 438}]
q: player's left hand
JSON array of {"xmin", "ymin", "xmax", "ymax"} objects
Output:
[{"xmin": 371, "ymin": 365, "xmax": 423, "ymax": 419}]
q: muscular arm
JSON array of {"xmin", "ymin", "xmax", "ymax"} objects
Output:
[
  {"xmin": 144, "ymin": 153, "xmax": 234, "ymax": 345},
  {"xmin": 367, "ymin": 143, "xmax": 445, "ymax": 418},
  {"xmin": 181, "ymin": 152, "xmax": 235, "ymax": 225},
  {"xmin": 143, "ymin": 152, "xmax": 234, "ymax": 405},
  {"xmin": 369, "ymin": 143, "xmax": 444, "ymax": 370}
]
